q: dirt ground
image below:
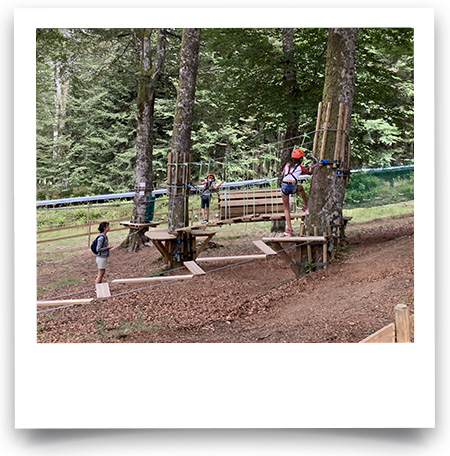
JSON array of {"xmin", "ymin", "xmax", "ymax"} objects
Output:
[{"xmin": 37, "ymin": 214, "xmax": 414, "ymax": 343}]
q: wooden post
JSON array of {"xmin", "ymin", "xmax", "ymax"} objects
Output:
[
  {"xmin": 167, "ymin": 151, "xmax": 173, "ymax": 187},
  {"xmin": 313, "ymin": 226, "xmax": 319, "ymax": 264},
  {"xmin": 323, "ymin": 231, "xmax": 328, "ymax": 268},
  {"xmin": 345, "ymin": 141, "xmax": 352, "ymax": 184},
  {"xmin": 306, "ymin": 229, "xmax": 312, "ymax": 262},
  {"xmin": 333, "ymin": 103, "xmax": 344, "ymax": 168},
  {"xmin": 87, "ymin": 206, "xmax": 91, "ymax": 247},
  {"xmin": 312, "ymin": 101, "xmax": 323, "ymax": 158},
  {"xmin": 395, "ymin": 304, "xmax": 411, "ymax": 343},
  {"xmin": 339, "ymin": 105, "xmax": 349, "ymax": 168},
  {"xmin": 319, "ymin": 102, "xmax": 332, "ymax": 164},
  {"xmin": 298, "ymin": 222, "xmax": 305, "ymax": 262},
  {"xmin": 327, "ymin": 224, "xmax": 334, "ymax": 260}
]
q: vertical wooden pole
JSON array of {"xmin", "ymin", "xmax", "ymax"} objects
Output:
[
  {"xmin": 313, "ymin": 226, "xmax": 318, "ymax": 263},
  {"xmin": 306, "ymin": 229, "xmax": 312, "ymax": 262},
  {"xmin": 167, "ymin": 152, "xmax": 173, "ymax": 186},
  {"xmin": 298, "ymin": 222, "xmax": 305, "ymax": 263},
  {"xmin": 339, "ymin": 105, "xmax": 349, "ymax": 170},
  {"xmin": 319, "ymin": 102, "xmax": 332, "ymax": 164},
  {"xmin": 327, "ymin": 224, "xmax": 334, "ymax": 260},
  {"xmin": 395, "ymin": 304, "xmax": 411, "ymax": 343},
  {"xmin": 333, "ymin": 103, "xmax": 344, "ymax": 168},
  {"xmin": 312, "ymin": 102, "xmax": 323, "ymax": 158},
  {"xmin": 87, "ymin": 206, "xmax": 91, "ymax": 247},
  {"xmin": 323, "ymin": 231, "xmax": 328, "ymax": 268},
  {"xmin": 345, "ymin": 141, "xmax": 352, "ymax": 184}
]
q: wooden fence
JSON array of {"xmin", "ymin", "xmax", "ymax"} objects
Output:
[
  {"xmin": 36, "ymin": 217, "xmax": 130, "ymax": 246},
  {"xmin": 359, "ymin": 304, "xmax": 414, "ymax": 343}
]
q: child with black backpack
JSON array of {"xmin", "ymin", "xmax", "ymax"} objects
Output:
[
  {"xmin": 198, "ymin": 173, "xmax": 224, "ymax": 223},
  {"xmin": 93, "ymin": 221, "xmax": 113, "ymax": 290},
  {"xmin": 280, "ymin": 148, "xmax": 312, "ymax": 236}
]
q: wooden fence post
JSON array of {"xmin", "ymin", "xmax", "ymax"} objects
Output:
[{"xmin": 394, "ymin": 304, "xmax": 411, "ymax": 343}]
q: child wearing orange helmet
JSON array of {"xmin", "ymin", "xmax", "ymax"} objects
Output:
[
  {"xmin": 198, "ymin": 173, "xmax": 224, "ymax": 223},
  {"xmin": 280, "ymin": 148, "xmax": 312, "ymax": 236}
]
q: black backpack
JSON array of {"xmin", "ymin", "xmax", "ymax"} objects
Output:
[{"xmin": 90, "ymin": 234, "xmax": 105, "ymax": 255}]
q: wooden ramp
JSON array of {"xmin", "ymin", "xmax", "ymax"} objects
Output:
[
  {"xmin": 252, "ymin": 240, "xmax": 277, "ymax": 256},
  {"xmin": 183, "ymin": 261, "xmax": 206, "ymax": 276}
]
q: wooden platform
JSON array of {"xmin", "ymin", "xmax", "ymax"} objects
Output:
[
  {"xmin": 146, "ymin": 230, "xmax": 177, "ymax": 241},
  {"xmin": 120, "ymin": 221, "xmax": 160, "ymax": 229},
  {"xmin": 203, "ymin": 212, "xmax": 305, "ymax": 227},
  {"xmin": 263, "ymin": 235, "xmax": 328, "ymax": 275}
]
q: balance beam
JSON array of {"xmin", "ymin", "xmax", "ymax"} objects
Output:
[
  {"xmin": 262, "ymin": 236, "xmax": 326, "ymax": 243},
  {"xmin": 196, "ymin": 254, "xmax": 267, "ymax": 263},
  {"xmin": 111, "ymin": 274, "xmax": 194, "ymax": 284},
  {"xmin": 37, "ymin": 298, "xmax": 94, "ymax": 307}
]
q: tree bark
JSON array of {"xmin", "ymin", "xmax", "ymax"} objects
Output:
[
  {"xmin": 168, "ymin": 28, "xmax": 201, "ymax": 232},
  {"xmin": 122, "ymin": 28, "xmax": 167, "ymax": 251},
  {"xmin": 272, "ymin": 28, "xmax": 301, "ymax": 234},
  {"xmin": 305, "ymin": 28, "xmax": 357, "ymax": 235}
]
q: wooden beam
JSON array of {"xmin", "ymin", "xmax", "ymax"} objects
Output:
[
  {"xmin": 184, "ymin": 261, "xmax": 206, "ymax": 276},
  {"xmin": 37, "ymin": 298, "xmax": 94, "ymax": 306},
  {"xmin": 268, "ymin": 241, "xmax": 300, "ymax": 275},
  {"xmin": 262, "ymin": 236, "xmax": 326, "ymax": 243},
  {"xmin": 333, "ymin": 102, "xmax": 344, "ymax": 168},
  {"xmin": 319, "ymin": 101, "xmax": 332, "ymax": 162},
  {"xmin": 196, "ymin": 254, "xmax": 267, "ymax": 263},
  {"xmin": 395, "ymin": 304, "xmax": 411, "ymax": 343},
  {"xmin": 112, "ymin": 275, "xmax": 194, "ymax": 284},
  {"xmin": 312, "ymin": 101, "xmax": 323, "ymax": 157},
  {"xmin": 323, "ymin": 232, "xmax": 328, "ymax": 268},
  {"xmin": 252, "ymin": 240, "xmax": 277, "ymax": 256},
  {"xmin": 339, "ymin": 105, "xmax": 349, "ymax": 165},
  {"xmin": 359, "ymin": 323, "xmax": 395, "ymax": 343}
]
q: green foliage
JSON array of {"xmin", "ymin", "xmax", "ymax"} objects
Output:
[
  {"xmin": 36, "ymin": 28, "xmax": 414, "ymax": 200},
  {"xmin": 344, "ymin": 168, "xmax": 414, "ymax": 208}
]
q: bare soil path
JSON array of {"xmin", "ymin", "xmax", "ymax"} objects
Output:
[{"xmin": 37, "ymin": 214, "xmax": 414, "ymax": 343}]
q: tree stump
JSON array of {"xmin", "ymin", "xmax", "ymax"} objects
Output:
[{"xmin": 120, "ymin": 228, "xmax": 150, "ymax": 252}]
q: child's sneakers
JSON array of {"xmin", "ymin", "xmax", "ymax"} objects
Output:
[
  {"xmin": 283, "ymin": 229, "xmax": 293, "ymax": 236},
  {"xmin": 202, "ymin": 219, "xmax": 208, "ymax": 223}
]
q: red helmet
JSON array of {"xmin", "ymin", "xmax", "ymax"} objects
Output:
[
  {"xmin": 206, "ymin": 173, "xmax": 215, "ymax": 180},
  {"xmin": 291, "ymin": 148, "xmax": 305, "ymax": 159}
]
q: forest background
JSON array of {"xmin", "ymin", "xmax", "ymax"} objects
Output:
[{"xmin": 36, "ymin": 28, "xmax": 414, "ymax": 201}]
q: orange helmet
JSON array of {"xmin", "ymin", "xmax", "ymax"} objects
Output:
[
  {"xmin": 206, "ymin": 173, "xmax": 215, "ymax": 180},
  {"xmin": 291, "ymin": 148, "xmax": 305, "ymax": 159}
]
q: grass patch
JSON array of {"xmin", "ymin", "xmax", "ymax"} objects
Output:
[
  {"xmin": 344, "ymin": 200, "xmax": 413, "ymax": 224},
  {"xmin": 38, "ymin": 277, "xmax": 84, "ymax": 295}
]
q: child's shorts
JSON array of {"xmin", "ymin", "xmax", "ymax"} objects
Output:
[
  {"xmin": 281, "ymin": 182, "xmax": 298, "ymax": 195},
  {"xmin": 201, "ymin": 195, "xmax": 210, "ymax": 208},
  {"xmin": 96, "ymin": 256, "xmax": 108, "ymax": 270}
]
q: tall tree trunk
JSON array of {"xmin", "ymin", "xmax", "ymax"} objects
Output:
[
  {"xmin": 122, "ymin": 28, "xmax": 167, "ymax": 251},
  {"xmin": 272, "ymin": 28, "xmax": 301, "ymax": 233},
  {"xmin": 168, "ymin": 28, "xmax": 201, "ymax": 232},
  {"xmin": 305, "ymin": 28, "xmax": 357, "ymax": 235}
]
